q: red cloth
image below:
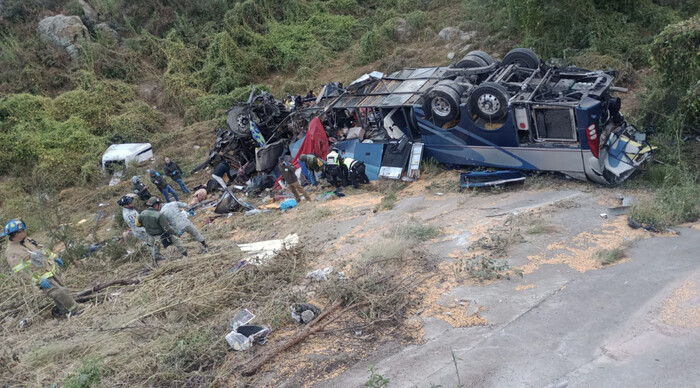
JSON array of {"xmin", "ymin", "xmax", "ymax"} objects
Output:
[
  {"xmin": 274, "ymin": 117, "xmax": 329, "ymax": 190},
  {"xmin": 291, "ymin": 117, "xmax": 329, "ymax": 167}
]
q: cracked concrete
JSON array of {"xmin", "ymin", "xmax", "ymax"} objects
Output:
[{"xmin": 321, "ymin": 185, "xmax": 700, "ymax": 387}]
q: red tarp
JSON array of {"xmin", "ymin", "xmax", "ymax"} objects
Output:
[{"xmin": 291, "ymin": 117, "xmax": 329, "ymax": 167}]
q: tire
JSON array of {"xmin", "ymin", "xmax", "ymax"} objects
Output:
[
  {"xmin": 423, "ymin": 85, "xmax": 461, "ymax": 125},
  {"xmin": 455, "ymin": 54, "xmax": 488, "ymax": 69},
  {"xmin": 465, "ymin": 50, "xmax": 495, "ymax": 66},
  {"xmin": 435, "ymin": 80, "xmax": 467, "ymax": 96},
  {"xmin": 226, "ymin": 106, "xmax": 252, "ymax": 138},
  {"xmin": 469, "ymin": 82, "xmax": 510, "ymax": 121},
  {"xmin": 501, "ymin": 48, "xmax": 540, "ymax": 69}
]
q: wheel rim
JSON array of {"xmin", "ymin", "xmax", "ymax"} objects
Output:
[
  {"xmin": 236, "ymin": 114, "xmax": 250, "ymax": 130},
  {"xmin": 431, "ymin": 96, "xmax": 452, "ymax": 117},
  {"xmin": 477, "ymin": 94, "xmax": 501, "ymax": 115}
]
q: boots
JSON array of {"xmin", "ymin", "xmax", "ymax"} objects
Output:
[{"xmin": 200, "ymin": 241, "xmax": 210, "ymax": 253}]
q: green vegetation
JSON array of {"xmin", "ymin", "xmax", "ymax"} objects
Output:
[
  {"xmin": 595, "ymin": 246, "xmax": 626, "ymax": 266},
  {"xmin": 365, "ymin": 365, "xmax": 390, "ymax": 388},
  {"xmin": 63, "ymin": 358, "xmax": 105, "ymax": 388}
]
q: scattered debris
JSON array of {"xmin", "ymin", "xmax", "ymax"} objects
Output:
[
  {"xmin": 237, "ymin": 234, "xmax": 300, "ymax": 264},
  {"xmin": 306, "ymin": 267, "xmax": 333, "ymax": 282},
  {"xmin": 290, "ymin": 303, "xmax": 322, "ymax": 324},
  {"xmin": 460, "ymin": 170, "xmax": 526, "ymax": 188},
  {"xmin": 600, "ymin": 213, "xmax": 608, "ymax": 219},
  {"xmin": 225, "ymin": 309, "xmax": 271, "ymax": 351},
  {"xmin": 280, "ymin": 199, "xmax": 298, "ymax": 210}
]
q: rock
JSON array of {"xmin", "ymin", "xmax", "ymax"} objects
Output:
[
  {"xmin": 460, "ymin": 30, "xmax": 477, "ymax": 41},
  {"xmin": 438, "ymin": 27, "xmax": 461, "ymax": 41},
  {"xmin": 394, "ymin": 18, "xmax": 412, "ymax": 43},
  {"xmin": 193, "ymin": 145, "xmax": 201, "ymax": 150},
  {"xmin": 78, "ymin": 0, "xmax": 98, "ymax": 24},
  {"xmin": 95, "ymin": 22, "xmax": 119, "ymax": 42},
  {"xmin": 466, "ymin": 302, "xmax": 479, "ymax": 316},
  {"xmin": 37, "ymin": 15, "xmax": 88, "ymax": 59}
]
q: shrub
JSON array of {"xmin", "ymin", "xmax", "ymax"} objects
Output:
[
  {"xmin": 107, "ymin": 102, "xmax": 165, "ymax": 142},
  {"xmin": 63, "ymin": 358, "xmax": 104, "ymax": 388},
  {"xmin": 183, "ymin": 94, "xmax": 238, "ymax": 125},
  {"xmin": 358, "ymin": 28, "xmax": 386, "ymax": 64},
  {"xmin": 0, "ymin": 93, "xmax": 51, "ymax": 128}
]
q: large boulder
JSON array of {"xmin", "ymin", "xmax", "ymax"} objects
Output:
[
  {"xmin": 37, "ymin": 15, "xmax": 88, "ymax": 59},
  {"xmin": 438, "ymin": 27, "xmax": 461, "ymax": 41}
]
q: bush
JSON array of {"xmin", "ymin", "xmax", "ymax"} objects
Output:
[
  {"xmin": 184, "ymin": 94, "xmax": 238, "ymax": 125},
  {"xmin": 63, "ymin": 358, "xmax": 104, "ymax": 388},
  {"xmin": 107, "ymin": 102, "xmax": 165, "ymax": 143},
  {"xmin": 628, "ymin": 166, "xmax": 700, "ymax": 229},
  {"xmin": 0, "ymin": 93, "xmax": 51, "ymax": 129}
]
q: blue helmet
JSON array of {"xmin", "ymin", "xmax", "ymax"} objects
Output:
[{"xmin": 1, "ymin": 219, "xmax": 27, "ymax": 238}]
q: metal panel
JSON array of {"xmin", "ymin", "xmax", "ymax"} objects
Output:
[
  {"xmin": 380, "ymin": 94, "xmax": 411, "ymax": 106},
  {"xmin": 408, "ymin": 67, "xmax": 438, "ymax": 79},
  {"xmin": 393, "ymin": 79, "xmax": 428, "ymax": 93}
]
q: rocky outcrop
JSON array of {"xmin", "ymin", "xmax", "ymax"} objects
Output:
[
  {"xmin": 95, "ymin": 22, "xmax": 119, "ymax": 42},
  {"xmin": 78, "ymin": 0, "xmax": 98, "ymax": 25},
  {"xmin": 37, "ymin": 15, "xmax": 88, "ymax": 59}
]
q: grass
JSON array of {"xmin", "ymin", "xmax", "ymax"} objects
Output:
[
  {"xmin": 365, "ymin": 365, "xmax": 390, "ymax": 388},
  {"xmin": 469, "ymin": 229, "xmax": 524, "ymax": 258},
  {"xmin": 456, "ymin": 254, "xmax": 522, "ymax": 281},
  {"xmin": 63, "ymin": 358, "xmax": 105, "ymax": 388},
  {"xmin": 628, "ymin": 167, "xmax": 700, "ymax": 229},
  {"xmin": 421, "ymin": 157, "xmax": 444, "ymax": 176},
  {"xmin": 595, "ymin": 247, "xmax": 627, "ymax": 266},
  {"xmin": 389, "ymin": 218, "xmax": 443, "ymax": 242}
]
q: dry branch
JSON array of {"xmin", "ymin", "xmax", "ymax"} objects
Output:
[
  {"xmin": 241, "ymin": 299, "xmax": 345, "ymax": 376},
  {"xmin": 76, "ymin": 278, "xmax": 141, "ymax": 298}
]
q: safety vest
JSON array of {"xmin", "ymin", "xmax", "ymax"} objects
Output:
[
  {"xmin": 7, "ymin": 241, "xmax": 58, "ymax": 286},
  {"xmin": 326, "ymin": 151, "xmax": 340, "ymax": 166},
  {"xmin": 343, "ymin": 157, "xmax": 356, "ymax": 170}
]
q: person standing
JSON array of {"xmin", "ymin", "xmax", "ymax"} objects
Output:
[
  {"xmin": 148, "ymin": 169, "xmax": 179, "ymax": 203},
  {"xmin": 136, "ymin": 197, "xmax": 187, "ymax": 265},
  {"xmin": 117, "ymin": 195, "xmax": 149, "ymax": 243},
  {"xmin": 160, "ymin": 201, "xmax": 209, "ymax": 252},
  {"xmin": 279, "ymin": 160, "xmax": 311, "ymax": 203},
  {"xmin": 164, "ymin": 157, "xmax": 191, "ymax": 194},
  {"xmin": 2, "ymin": 219, "xmax": 81, "ymax": 317},
  {"xmin": 132, "ymin": 176, "xmax": 152, "ymax": 202}
]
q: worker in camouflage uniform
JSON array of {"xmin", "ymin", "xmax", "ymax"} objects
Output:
[
  {"xmin": 136, "ymin": 197, "xmax": 187, "ymax": 265},
  {"xmin": 2, "ymin": 219, "xmax": 82, "ymax": 317},
  {"xmin": 160, "ymin": 201, "xmax": 209, "ymax": 252}
]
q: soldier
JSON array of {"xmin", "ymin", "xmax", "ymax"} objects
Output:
[
  {"xmin": 136, "ymin": 197, "xmax": 187, "ymax": 265},
  {"xmin": 160, "ymin": 201, "xmax": 209, "ymax": 252},
  {"xmin": 2, "ymin": 219, "xmax": 81, "ymax": 317}
]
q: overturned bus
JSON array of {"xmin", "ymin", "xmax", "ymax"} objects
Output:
[{"xmin": 310, "ymin": 48, "xmax": 653, "ymax": 185}]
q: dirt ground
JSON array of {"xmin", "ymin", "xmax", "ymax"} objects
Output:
[{"xmin": 0, "ymin": 169, "xmax": 685, "ymax": 387}]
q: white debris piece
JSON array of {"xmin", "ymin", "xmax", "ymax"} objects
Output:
[
  {"xmin": 306, "ymin": 266, "xmax": 333, "ymax": 281},
  {"xmin": 237, "ymin": 234, "xmax": 300, "ymax": 264}
]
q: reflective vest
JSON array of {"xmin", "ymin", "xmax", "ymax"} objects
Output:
[
  {"xmin": 6, "ymin": 240, "xmax": 58, "ymax": 286},
  {"xmin": 343, "ymin": 157, "xmax": 356, "ymax": 170},
  {"xmin": 326, "ymin": 151, "xmax": 340, "ymax": 166}
]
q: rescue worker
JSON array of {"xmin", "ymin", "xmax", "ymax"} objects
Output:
[
  {"xmin": 2, "ymin": 219, "xmax": 81, "ymax": 317},
  {"xmin": 117, "ymin": 195, "xmax": 148, "ymax": 243},
  {"xmin": 160, "ymin": 201, "xmax": 209, "ymax": 252},
  {"xmin": 343, "ymin": 157, "xmax": 370, "ymax": 189},
  {"xmin": 279, "ymin": 160, "xmax": 311, "ymax": 203},
  {"xmin": 148, "ymin": 169, "xmax": 179, "ymax": 203},
  {"xmin": 299, "ymin": 153, "xmax": 325, "ymax": 187},
  {"xmin": 132, "ymin": 176, "xmax": 151, "ymax": 202},
  {"xmin": 164, "ymin": 157, "xmax": 191, "ymax": 194},
  {"xmin": 325, "ymin": 148, "xmax": 347, "ymax": 188},
  {"xmin": 136, "ymin": 197, "xmax": 187, "ymax": 265},
  {"xmin": 211, "ymin": 160, "xmax": 233, "ymax": 193}
]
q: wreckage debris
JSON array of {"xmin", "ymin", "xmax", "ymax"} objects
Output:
[
  {"xmin": 290, "ymin": 303, "xmax": 322, "ymax": 324},
  {"xmin": 226, "ymin": 309, "xmax": 271, "ymax": 351}
]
